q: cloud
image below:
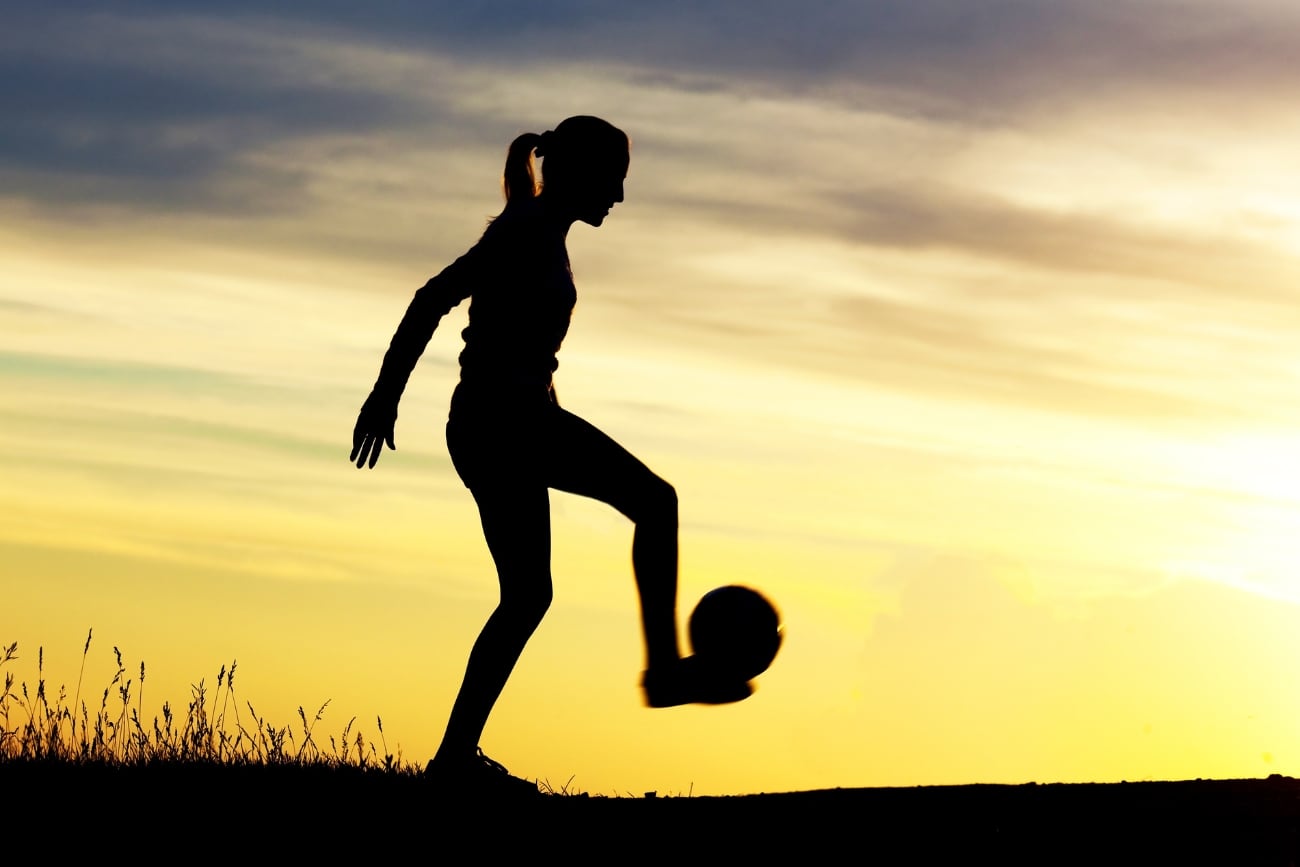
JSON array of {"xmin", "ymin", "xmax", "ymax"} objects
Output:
[
  {"xmin": 8, "ymin": 0, "xmax": 1300, "ymax": 212},
  {"xmin": 40, "ymin": 2, "xmax": 1295, "ymax": 118},
  {"xmin": 1, "ymin": 12, "xmax": 454, "ymax": 213},
  {"xmin": 8, "ymin": 2, "xmax": 1300, "ymax": 432}
]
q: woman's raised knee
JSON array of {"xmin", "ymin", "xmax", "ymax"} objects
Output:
[{"xmin": 630, "ymin": 475, "xmax": 676, "ymax": 526}]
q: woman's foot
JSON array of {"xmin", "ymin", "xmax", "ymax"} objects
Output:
[
  {"xmin": 425, "ymin": 747, "xmax": 542, "ymax": 798},
  {"xmin": 641, "ymin": 655, "xmax": 754, "ymax": 708}
]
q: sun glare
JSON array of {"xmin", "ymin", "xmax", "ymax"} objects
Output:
[{"xmin": 1158, "ymin": 433, "xmax": 1300, "ymax": 603}]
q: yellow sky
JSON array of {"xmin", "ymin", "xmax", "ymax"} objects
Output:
[{"xmin": 5, "ymin": 5, "xmax": 1300, "ymax": 794}]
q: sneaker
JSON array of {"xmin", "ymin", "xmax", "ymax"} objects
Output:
[
  {"xmin": 425, "ymin": 747, "xmax": 542, "ymax": 799},
  {"xmin": 641, "ymin": 656, "xmax": 754, "ymax": 708}
]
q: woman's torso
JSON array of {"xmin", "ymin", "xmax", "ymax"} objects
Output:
[{"xmin": 455, "ymin": 206, "xmax": 576, "ymax": 396}]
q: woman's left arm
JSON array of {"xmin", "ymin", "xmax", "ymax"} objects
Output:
[{"xmin": 351, "ymin": 242, "xmax": 489, "ymax": 468}]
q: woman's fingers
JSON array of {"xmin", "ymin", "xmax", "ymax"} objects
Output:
[
  {"xmin": 350, "ymin": 428, "xmax": 366, "ymax": 463},
  {"xmin": 350, "ymin": 431, "xmax": 383, "ymax": 468},
  {"xmin": 350, "ymin": 398, "xmax": 398, "ymax": 468}
]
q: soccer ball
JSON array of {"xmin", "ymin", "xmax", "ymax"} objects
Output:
[{"xmin": 688, "ymin": 585, "xmax": 783, "ymax": 681}]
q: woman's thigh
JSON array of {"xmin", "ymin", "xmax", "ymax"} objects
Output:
[
  {"xmin": 447, "ymin": 387, "xmax": 670, "ymax": 521},
  {"xmin": 469, "ymin": 481, "xmax": 552, "ymax": 594},
  {"xmin": 542, "ymin": 407, "xmax": 672, "ymax": 522}
]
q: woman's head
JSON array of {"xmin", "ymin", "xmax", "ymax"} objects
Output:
[{"xmin": 502, "ymin": 116, "xmax": 629, "ymax": 227}]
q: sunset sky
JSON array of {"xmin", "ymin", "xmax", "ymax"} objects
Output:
[{"xmin": 6, "ymin": 2, "xmax": 1300, "ymax": 795}]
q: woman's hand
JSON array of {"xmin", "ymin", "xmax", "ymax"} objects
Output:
[{"xmin": 350, "ymin": 391, "xmax": 399, "ymax": 469}]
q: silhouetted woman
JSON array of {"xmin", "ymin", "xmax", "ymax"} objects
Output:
[{"xmin": 350, "ymin": 116, "xmax": 751, "ymax": 794}]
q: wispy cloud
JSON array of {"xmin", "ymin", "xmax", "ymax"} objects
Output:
[{"xmin": 9, "ymin": 1, "xmax": 1300, "ymax": 211}]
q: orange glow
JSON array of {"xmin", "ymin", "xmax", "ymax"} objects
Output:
[{"xmin": 6, "ymin": 20, "xmax": 1300, "ymax": 792}]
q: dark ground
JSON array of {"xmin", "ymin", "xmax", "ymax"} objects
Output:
[{"xmin": 8, "ymin": 763, "xmax": 1298, "ymax": 864}]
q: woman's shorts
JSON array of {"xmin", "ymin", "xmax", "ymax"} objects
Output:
[{"xmin": 445, "ymin": 381, "xmax": 561, "ymax": 490}]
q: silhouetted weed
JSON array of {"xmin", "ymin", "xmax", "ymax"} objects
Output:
[{"xmin": 0, "ymin": 630, "xmax": 419, "ymax": 775}]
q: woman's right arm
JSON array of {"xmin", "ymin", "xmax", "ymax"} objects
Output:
[{"xmin": 350, "ymin": 244, "xmax": 486, "ymax": 469}]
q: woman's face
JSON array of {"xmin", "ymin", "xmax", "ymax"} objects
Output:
[{"xmin": 553, "ymin": 146, "xmax": 629, "ymax": 227}]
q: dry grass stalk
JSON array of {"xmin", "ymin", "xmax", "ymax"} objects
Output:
[{"xmin": 0, "ymin": 634, "xmax": 419, "ymax": 775}]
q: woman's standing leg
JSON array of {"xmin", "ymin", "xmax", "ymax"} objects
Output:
[{"xmin": 430, "ymin": 482, "xmax": 553, "ymax": 769}]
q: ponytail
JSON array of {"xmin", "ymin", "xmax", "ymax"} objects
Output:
[
  {"xmin": 502, "ymin": 132, "xmax": 543, "ymax": 204},
  {"xmin": 500, "ymin": 119, "xmax": 628, "ymax": 208}
]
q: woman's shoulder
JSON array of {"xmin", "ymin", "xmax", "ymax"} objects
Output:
[
  {"xmin": 474, "ymin": 200, "xmax": 552, "ymax": 255},
  {"xmin": 486, "ymin": 198, "xmax": 545, "ymax": 233}
]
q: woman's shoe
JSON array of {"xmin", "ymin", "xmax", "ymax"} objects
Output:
[
  {"xmin": 641, "ymin": 656, "xmax": 754, "ymax": 707},
  {"xmin": 425, "ymin": 747, "xmax": 542, "ymax": 798}
]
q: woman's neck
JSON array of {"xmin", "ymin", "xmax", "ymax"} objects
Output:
[{"xmin": 535, "ymin": 192, "xmax": 578, "ymax": 237}]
